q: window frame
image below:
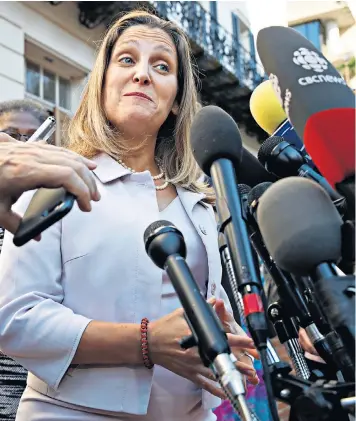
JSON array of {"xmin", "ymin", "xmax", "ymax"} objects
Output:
[
  {"xmin": 25, "ymin": 59, "xmax": 71, "ymax": 113},
  {"xmin": 291, "ymin": 20, "xmax": 323, "ymax": 51}
]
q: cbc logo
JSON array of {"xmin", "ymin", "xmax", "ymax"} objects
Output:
[{"xmin": 293, "ymin": 48, "xmax": 328, "ymax": 73}]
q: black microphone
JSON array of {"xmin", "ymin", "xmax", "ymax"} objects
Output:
[
  {"xmin": 256, "ymin": 26, "xmax": 355, "ymax": 219},
  {"xmin": 257, "ymin": 177, "xmax": 355, "ymax": 381},
  {"xmin": 247, "ymin": 182, "xmax": 326, "ymax": 380},
  {"xmin": 257, "ymin": 177, "xmax": 343, "ymax": 277},
  {"xmin": 143, "ymin": 220, "xmax": 253, "ymax": 421},
  {"xmin": 258, "ymin": 136, "xmax": 346, "ymax": 215},
  {"xmin": 247, "ymin": 182, "xmax": 316, "ymax": 327},
  {"xmin": 204, "ymin": 144, "xmax": 277, "ymax": 190},
  {"xmin": 221, "ymin": 184, "xmax": 280, "ymax": 367},
  {"xmin": 190, "ymin": 105, "xmax": 279, "ymax": 421},
  {"xmin": 239, "ymin": 148, "xmax": 278, "ymax": 187},
  {"xmin": 190, "ymin": 105, "xmax": 268, "ymax": 350}
]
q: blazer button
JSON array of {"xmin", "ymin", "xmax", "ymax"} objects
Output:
[
  {"xmin": 199, "ymin": 225, "xmax": 207, "ymax": 235},
  {"xmin": 211, "ymin": 282, "xmax": 216, "ymax": 296}
]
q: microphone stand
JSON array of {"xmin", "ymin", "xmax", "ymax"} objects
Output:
[
  {"xmin": 219, "ymin": 238, "xmax": 280, "ymax": 366},
  {"xmin": 247, "ymin": 222, "xmax": 340, "ymax": 375},
  {"xmin": 220, "ymin": 259, "xmax": 356, "ymax": 421},
  {"xmin": 311, "ymin": 270, "xmax": 355, "ymax": 381},
  {"xmin": 267, "ymin": 359, "xmax": 355, "ymax": 421},
  {"xmin": 267, "ymin": 302, "xmax": 310, "ymax": 380}
]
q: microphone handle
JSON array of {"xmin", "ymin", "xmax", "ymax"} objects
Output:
[
  {"xmin": 336, "ymin": 174, "xmax": 355, "ymax": 221},
  {"xmin": 164, "ymin": 254, "xmax": 255, "ymax": 421},
  {"xmin": 165, "ymin": 254, "xmax": 229, "ymax": 364},
  {"xmin": 220, "ymin": 245, "xmax": 246, "ymax": 326},
  {"xmin": 210, "ymin": 159, "xmax": 269, "ymax": 350},
  {"xmin": 299, "ymin": 164, "xmax": 346, "ymax": 210},
  {"xmin": 248, "ymin": 222, "xmax": 314, "ymax": 326},
  {"xmin": 220, "ymin": 244, "xmax": 280, "ymax": 367}
]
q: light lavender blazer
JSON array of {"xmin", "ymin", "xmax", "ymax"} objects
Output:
[{"xmin": 0, "ymin": 153, "xmax": 231, "ymax": 415}]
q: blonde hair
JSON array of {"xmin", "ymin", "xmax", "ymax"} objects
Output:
[{"xmin": 66, "ymin": 10, "xmax": 214, "ymax": 202}]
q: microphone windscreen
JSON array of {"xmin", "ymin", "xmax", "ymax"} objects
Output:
[
  {"xmin": 247, "ymin": 182, "xmax": 273, "ymax": 209},
  {"xmin": 304, "ymin": 107, "xmax": 355, "ymax": 186},
  {"xmin": 143, "ymin": 220, "xmax": 173, "ymax": 247},
  {"xmin": 249, "ymin": 80, "xmax": 287, "ymax": 135},
  {"xmin": 190, "ymin": 105, "xmax": 243, "ymax": 177},
  {"xmin": 256, "ymin": 26, "xmax": 355, "ymax": 185},
  {"xmin": 257, "ymin": 136, "xmax": 285, "ymax": 166},
  {"xmin": 256, "ymin": 177, "xmax": 343, "ymax": 275},
  {"xmin": 238, "ymin": 184, "xmax": 251, "ymax": 196}
]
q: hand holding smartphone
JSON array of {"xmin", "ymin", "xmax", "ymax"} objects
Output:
[{"xmin": 13, "ymin": 116, "xmax": 76, "ymax": 246}]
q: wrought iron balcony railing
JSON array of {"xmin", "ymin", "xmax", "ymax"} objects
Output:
[
  {"xmin": 152, "ymin": 1, "xmax": 265, "ymax": 90},
  {"xmin": 66, "ymin": 1, "xmax": 265, "ymax": 91}
]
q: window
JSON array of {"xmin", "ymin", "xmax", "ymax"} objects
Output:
[
  {"xmin": 25, "ymin": 60, "xmax": 71, "ymax": 111},
  {"xmin": 291, "ymin": 21, "xmax": 322, "ymax": 51},
  {"xmin": 26, "ymin": 61, "xmax": 40, "ymax": 97},
  {"xmin": 43, "ymin": 69, "xmax": 55, "ymax": 103},
  {"xmin": 59, "ymin": 77, "xmax": 71, "ymax": 109}
]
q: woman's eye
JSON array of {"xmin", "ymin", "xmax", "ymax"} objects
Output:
[
  {"xmin": 119, "ymin": 56, "xmax": 134, "ymax": 64},
  {"xmin": 156, "ymin": 63, "xmax": 169, "ymax": 72}
]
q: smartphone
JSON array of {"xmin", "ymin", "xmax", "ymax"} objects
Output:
[
  {"xmin": 13, "ymin": 188, "xmax": 75, "ymax": 247},
  {"xmin": 13, "ymin": 116, "xmax": 76, "ymax": 247},
  {"xmin": 27, "ymin": 116, "xmax": 56, "ymax": 143}
]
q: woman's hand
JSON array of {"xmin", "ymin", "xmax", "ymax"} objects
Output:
[{"xmin": 148, "ymin": 302, "xmax": 258, "ymax": 399}]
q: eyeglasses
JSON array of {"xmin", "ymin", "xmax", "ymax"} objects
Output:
[{"xmin": 0, "ymin": 130, "xmax": 32, "ymax": 142}]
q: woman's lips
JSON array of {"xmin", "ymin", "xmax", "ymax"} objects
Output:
[{"xmin": 124, "ymin": 92, "xmax": 153, "ymax": 102}]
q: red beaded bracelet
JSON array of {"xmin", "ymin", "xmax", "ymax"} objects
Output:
[{"xmin": 141, "ymin": 318, "xmax": 154, "ymax": 369}]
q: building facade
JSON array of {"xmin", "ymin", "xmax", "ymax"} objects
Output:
[
  {"xmin": 0, "ymin": 1, "xmax": 354, "ymax": 147},
  {"xmin": 0, "ymin": 1, "xmax": 265, "ymax": 151},
  {"xmin": 0, "ymin": 1, "xmax": 104, "ymax": 145}
]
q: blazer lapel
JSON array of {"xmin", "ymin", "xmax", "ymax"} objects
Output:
[
  {"xmin": 177, "ymin": 187, "xmax": 220, "ymax": 299},
  {"xmin": 176, "ymin": 187, "xmax": 205, "ymax": 215}
]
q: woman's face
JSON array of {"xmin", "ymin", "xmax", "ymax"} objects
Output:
[
  {"xmin": 0, "ymin": 111, "xmax": 41, "ymax": 141},
  {"xmin": 103, "ymin": 25, "xmax": 179, "ymax": 137}
]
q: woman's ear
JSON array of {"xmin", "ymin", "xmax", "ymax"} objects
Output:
[{"xmin": 171, "ymin": 101, "xmax": 179, "ymax": 116}]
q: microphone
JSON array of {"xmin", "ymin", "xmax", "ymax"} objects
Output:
[
  {"xmin": 143, "ymin": 220, "xmax": 253, "ymax": 421},
  {"xmin": 257, "ymin": 177, "xmax": 355, "ymax": 380},
  {"xmin": 257, "ymin": 177, "xmax": 343, "ymax": 277},
  {"xmin": 247, "ymin": 182, "xmax": 328, "ymax": 377},
  {"xmin": 204, "ymin": 146, "xmax": 277, "ymax": 189},
  {"xmin": 190, "ymin": 105, "xmax": 279, "ymax": 421},
  {"xmin": 239, "ymin": 147, "xmax": 277, "ymax": 187},
  {"xmin": 256, "ymin": 26, "xmax": 355, "ymax": 216},
  {"xmin": 258, "ymin": 136, "xmax": 346, "ymax": 214},
  {"xmin": 250, "ymin": 80, "xmax": 312, "ymax": 165},
  {"xmin": 190, "ymin": 105, "xmax": 268, "ymax": 350},
  {"xmin": 221, "ymin": 184, "xmax": 280, "ymax": 366}
]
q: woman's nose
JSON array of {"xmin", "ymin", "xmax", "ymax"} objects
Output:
[{"xmin": 133, "ymin": 65, "xmax": 151, "ymax": 86}]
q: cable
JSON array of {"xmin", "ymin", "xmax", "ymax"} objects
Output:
[{"xmin": 259, "ymin": 347, "xmax": 280, "ymax": 421}]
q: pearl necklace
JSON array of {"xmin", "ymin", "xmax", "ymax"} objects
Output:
[{"xmin": 118, "ymin": 158, "xmax": 169, "ymax": 191}]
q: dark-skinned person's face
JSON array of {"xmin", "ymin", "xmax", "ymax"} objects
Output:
[{"xmin": 0, "ymin": 111, "xmax": 42, "ymax": 142}]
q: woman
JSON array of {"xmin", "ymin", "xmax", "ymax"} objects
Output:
[
  {"xmin": 0, "ymin": 99, "xmax": 48, "ymax": 421},
  {"xmin": 0, "ymin": 11, "xmax": 258, "ymax": 421}
]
